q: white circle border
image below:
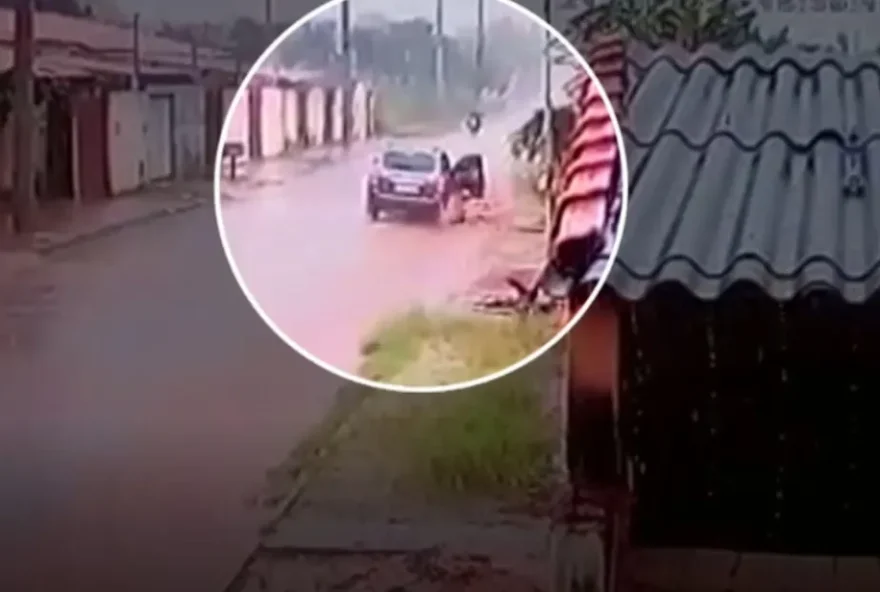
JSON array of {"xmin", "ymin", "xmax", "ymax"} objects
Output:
[{"xmin": 213, "ymin": 0, "xmax": 630, "ymax": 395}]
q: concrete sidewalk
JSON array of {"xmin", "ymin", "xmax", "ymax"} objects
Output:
[
  {"xmin": 0, "ymin": 180, "xmax": 211, "ymax": 294},
  {"xmin": 27, "ymin": 180, "xmax": 211, "ymax": 254},
  {"xmin": 226, "ymin": 382, "xmax": 559, "ymax": 592}
]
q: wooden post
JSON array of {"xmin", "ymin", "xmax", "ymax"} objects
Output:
[
  {"xmin": 566, "ymin": 289, "xmax": 630, "ymax": 592},
  {"xmin": 12, "ymin": 0, "xmax": 36, "ymax": 232}
]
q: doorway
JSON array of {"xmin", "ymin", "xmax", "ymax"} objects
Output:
[{"xmin": 44, "ymin": 91, "xmax": 74, "ymax": 200}]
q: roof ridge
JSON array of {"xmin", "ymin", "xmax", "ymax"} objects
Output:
[
  {"xmin": 626, "ymin": 54, "xmax": 880, "ymax": 78},
  {"xmin": 623, "ymin": 129, "xmax": 880, "ymax": 153},
  {"xmin": 597, "ymin": 255, "xmax": 880, "ymax": 303}
]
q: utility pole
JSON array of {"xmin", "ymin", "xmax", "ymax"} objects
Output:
[
  {"xmin": 434, "ymin": 0, "xmax": 444, "ymax": 100},
  {"xmin": 541, "ymin": 0, "xmax": 555, "ymax": 240},
  {"xmin": 264, "ymin": 0, "xmax": 273, "ymax": 29},
  {"xmin": 132, "ymin": 13, "xmax": 141, "ymax": 90},
  {"xmin": 264, "ymin": 0, "xmax": 275, "ymax": 66},
  {"xmin": 12, "ymin": 0, "xmax": 36, "ymax": 233},
  {"xmin": 541, "ymin": 0, "xmax": 554, "ymax": 170},
  {"xmin": 475, "ymin": 0, "xmax": 485, "ymax": 104},
  {"xmin": 338, "ymin": 0, "xmax": 353, "ymax": 148},
  {"xmin": 542, "ymin": 0, "xmax": 553, "ymax": 162}
]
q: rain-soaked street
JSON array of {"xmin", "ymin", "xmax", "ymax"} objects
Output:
[
  {"xmin": 219, "ymin": 111, "xmax": 529, "ymax": 373},
  {"xmin": 0, "ymin": 208, "xmax": 344, "ymax": 592}
]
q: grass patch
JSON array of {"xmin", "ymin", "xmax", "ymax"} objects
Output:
[
  {"xmin": 355, "ymin": 308, "xmax": 559, "ymax": 500},
  {"xmin": 359, "ymin": 307, "xmax": 556, "ymax": 387},
  {"xmin": 370, "ymin": 366, "xmax": 557, "ymax": 500}
]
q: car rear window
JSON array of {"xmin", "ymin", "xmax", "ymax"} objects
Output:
[{"xmin": 382, "ymin": 150, "xmax": 436, "ymax": 173}]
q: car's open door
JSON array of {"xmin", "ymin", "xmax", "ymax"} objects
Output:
[{"xmin": 451, "ymin": 154, "xmax": 485, "ymax": 200}]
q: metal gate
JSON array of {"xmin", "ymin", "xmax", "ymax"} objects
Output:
[{"xmin": 145, "ymin": 94, "xmax": 173, "ymax": 181}]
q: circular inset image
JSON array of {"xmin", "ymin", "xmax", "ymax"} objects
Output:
[{"xmin": 215, "ymin": 0, "xmax": 628, "ymax": 393}]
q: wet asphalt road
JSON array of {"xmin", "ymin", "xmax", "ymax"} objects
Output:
[
  {"xmin": 0, "ymin": 209, "xmax": 343, "ymax": 592},
  {"xmin": 219, "ymin": 113, "xmax": 527, "ymax": 375}
]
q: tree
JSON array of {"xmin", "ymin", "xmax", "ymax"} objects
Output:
[
  {"xmin": 516, "ymin": 0, "xmax": 790, "ymax": 185},
  {"xmin": 227, "ymin": 17, "xmax": 284, "ymax": 63},
  {"xmin": 0, "ymin": 0, "xmax": 83, "ymax": 15},
  {"xmin": 565, "ymin": 0, "xmax": 761, "ymax": 51}
]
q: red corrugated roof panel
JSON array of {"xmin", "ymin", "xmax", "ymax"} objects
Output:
[{"xmin": 551, "ymin": 34, "xmax": 626, "ymax": 274}]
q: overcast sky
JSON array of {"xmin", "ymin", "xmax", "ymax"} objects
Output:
[{"xmin": 108, "ymin": 0, "xmax": 552, "ymax": 30}]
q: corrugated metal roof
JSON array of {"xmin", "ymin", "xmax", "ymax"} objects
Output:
[
  {"xmin": 0, "ymin": 8, "xmax": 236, "ymax": 73},
  {"xmin": 0, "ymin": 45, "xmax": 192, "ymax": 79},
  {"xmin": 585, "ymin": 42, "xmax": 880, "ymax": 303}
]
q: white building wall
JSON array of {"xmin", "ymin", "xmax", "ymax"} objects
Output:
[{"xmin": 260, "ymin": 86, "xmax": 285, "ymax": 158}]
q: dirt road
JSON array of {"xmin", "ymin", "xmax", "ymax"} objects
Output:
[{"xmin": 219, "ymin": 110, "xmax": 531, "ymax": 374}]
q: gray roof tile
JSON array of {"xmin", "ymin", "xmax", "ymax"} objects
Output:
[{"xmin": 589, "ymin": 42, "xmax": 880, "ymax": 302}]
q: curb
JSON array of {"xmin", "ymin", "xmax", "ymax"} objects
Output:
[
  {"xmin": 219, "ymin": 152, "xmax": 362, "ymax": 195},
  {"xmin": 221, "ymin": 384, "xmax": 372, "ymax": 592},
  {"xmin": 33, "ymin": 198, "xmax": 208, "ymax": 255}
]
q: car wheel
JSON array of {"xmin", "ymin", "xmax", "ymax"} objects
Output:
[{"xmin": 366, "ymin": 196, "xmax": 380, "ymax": 221}]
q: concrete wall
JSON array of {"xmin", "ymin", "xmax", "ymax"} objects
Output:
[
  {"xmin": 305, "ymin": 86, "xmax": 325, "ymax": 147},
  {"xmin": 331, "ymin": 87, "xmax": 344, "ymax": 143},
  {"xmin": 351, "ymin": 83, "xmax": 367, "ymax": 141},
  {"xmin": 259, "ymin": 86, "xmax": 285, "ymax": 158},
  {"xmin": 282, "ymin": 88, "xmax": 300, "ymax": 149}
]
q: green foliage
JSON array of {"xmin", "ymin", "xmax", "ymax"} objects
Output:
[
  {"xmin": 520, "ymin": 0, "xmax": 793, "ymax": 183},
  {"xmin": 359, "ymin": 308, "xmax": 555, "ymax": 388},
  {"xmin": 564, "ymin": 0, "xmax": 786, "ymax": 52},
  {"xmin": 227, "ymin": 17, "xmax": 288, "ymax": 62},
  {"xmin": 509, "ymin": 106, "xmax": 575, "ymax": 165},
  {"xmin": 375, "ymin": 372, "xmax": 556, "ymax": 499}
]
